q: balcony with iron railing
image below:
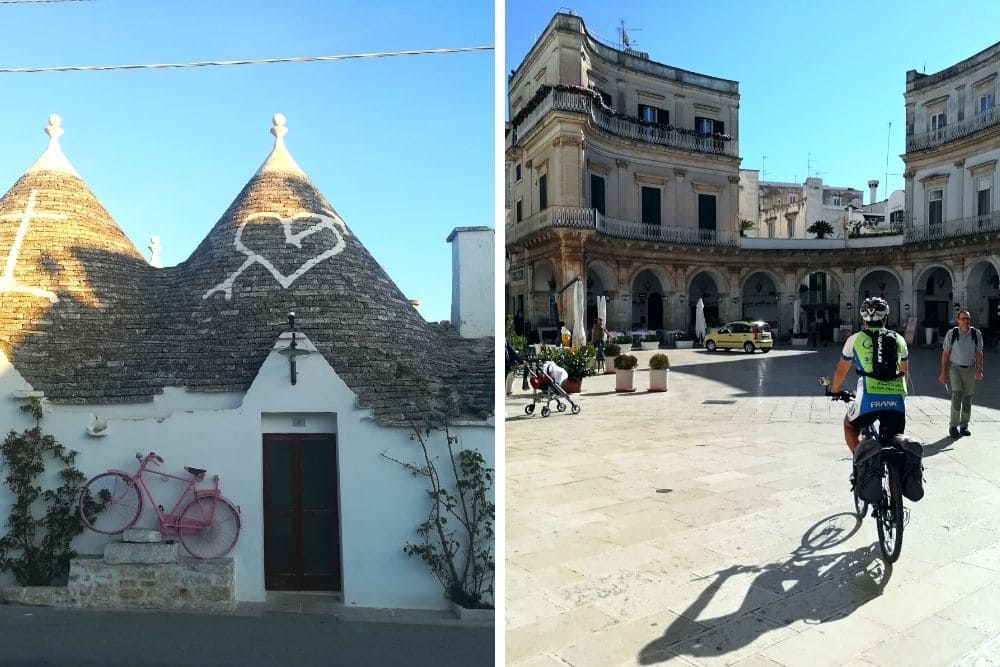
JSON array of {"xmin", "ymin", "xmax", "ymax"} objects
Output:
[
  {"xmin": 907, "ymin": 104, "xmax": 1000, "ymax": 152},
  {"xmin": 505, "ymin": 205, "xmax": 739, "ymax": 247},
  {"xmin": 904, "ymin": 210, "xmax": 1000, "ymax": 243},
  {"xmin": 508, "ymin": 87, "xmax": 737, "ymax": 158}
]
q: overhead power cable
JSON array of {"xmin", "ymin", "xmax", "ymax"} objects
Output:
[
  {"xmin": 0, "ymin": 0, "xmax": 93, "ymax": 3},
  {"xmin": 0, "ymin": 45, "xmax": 493, "ymax": 74}
]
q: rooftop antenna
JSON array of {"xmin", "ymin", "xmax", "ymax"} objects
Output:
[
  {"xmin": 885, "ymin": 121, "xmax": 892, "ymax": 190},
  {"xmin": 618, "ymin": 19, "xmax": 642, "ymax": 50}
]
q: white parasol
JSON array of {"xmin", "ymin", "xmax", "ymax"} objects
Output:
[
  {"xmin": 572, "ymin": 281, "xmax": 587, "ymax": 348},
  {"xmin": 597, "ymin": 295, "xmax": 607, "ymax": 324},
  {"xmin": 695, "ymin": 298, "xmax": 707, "ymax": 339},
  {"xmin": 793, "ymin": 295, "xmax": 802, "ymax": 334}
]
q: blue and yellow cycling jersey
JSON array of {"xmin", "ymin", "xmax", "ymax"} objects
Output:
[{"xmin": 840, "ymin": 327, "xmax": 908, "ymax": 415}]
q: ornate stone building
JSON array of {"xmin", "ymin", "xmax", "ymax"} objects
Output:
[{"xmin": 506, "ymin": 13, "xmax": 1000, "ymax": 342}]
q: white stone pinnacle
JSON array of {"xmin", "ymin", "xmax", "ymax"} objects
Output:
[
  {"xmin": 26, "ymin": 113, "xmax": 80, "ymax": 177},
  {"xmin": 256, "ymin": 112, "xmax": 305, "ymax": 177}
]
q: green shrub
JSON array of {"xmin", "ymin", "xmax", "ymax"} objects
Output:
[
  {"xmin": 604, "ymin": 344, "xmax": 621, "ymax": 356},
  {"xmin": 0, "ymin": 399, "xmax": 91, "ymax": 586},
  {"xmin": 643, "ymin": 334, "xmax": 659, "ymax": 342},
  {"xmin": 616, "ymin": 335, "xmax": 633, "ymax": 345},
  {"xmin": 614, "ymin": 354, "xmax": 638, "ymax": 370},
  {"xmin": 649, "ymin": 353, "xmax": 671, "ymax": 370}
]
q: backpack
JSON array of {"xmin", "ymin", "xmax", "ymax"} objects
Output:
[
  {"xmin": 858, "ymin": 329, "xmax": 902, "ymax": 381},
  {"xmin": 853, "ymin": 438, "xmax": 883, "ymax": 503},
  {"xmin": 949, "ymin": 327, "xmax": 979, "ymax": 346}
]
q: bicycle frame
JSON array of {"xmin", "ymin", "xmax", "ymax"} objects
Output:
[{"xmin": 115, "ymin": 453, "xmax": 222, "ymax": 534}]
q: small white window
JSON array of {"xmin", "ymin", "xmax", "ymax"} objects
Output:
[
  {"xmin": 789, "ymin": 195, "xmax": 797, "ymax": 203},
  {"xmin": 981, "ymin": 92, "xmax": 995, "ymax": 113},
  {"xmin": 930, "ymin": 112, "xmax": 946, "ymax": 132},
  {"xmin": 832, "ymin": 195, "xmax": 841, "ymax": 207}
]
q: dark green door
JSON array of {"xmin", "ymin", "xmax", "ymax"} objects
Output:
[{"xmin": 263, "ymin": 434, "xmax": 340, "ymax": 591}]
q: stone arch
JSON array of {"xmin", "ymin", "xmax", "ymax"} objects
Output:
[
  {"xmin": 856, "ymin": 267, "xmax": 905, "ymax": 328},
  {"xmin": 913, "ymin": 263, "xmax": 955, "ymax": 330},
  {"xmin": 531, "ymin": 259, "xmax": 559, "ymax": 326},
  {"xmin": 739, "ymin": 270, "xmax": 782, "ymax": 327},
  {"xmin": 792, "ymin": 269, "xmax": 845, "ymax": 334},
  {"xmin": 629, "ymin": 265, "xmax": 672, "ymax": 331},
  {"xmin": 966, "ymin": 258, "xmax": 1000, "ymax": 336},
  {"xmin": 686, "ymin": 268, "xmax": 728, "ymax": 330},
  {"xmin": 586, "ymin": 259, "xmax": 617, "ymax": 328}
]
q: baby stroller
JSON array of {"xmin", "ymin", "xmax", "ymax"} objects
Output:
[{"xmin": 523, "ymin": 359, "xmax": 581, "ymax": 417}]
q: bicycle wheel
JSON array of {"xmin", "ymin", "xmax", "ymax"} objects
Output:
[
  {"xmin": 177, "ymin": 495, "xmax": 241, "ymax": 559},
  {"xmin": 876, "ymin": 462, "xmax": 904, "ymax": 562},
  {"xmin": 79, "ymin": 472, "xmax": 143, "ymax": 535}
]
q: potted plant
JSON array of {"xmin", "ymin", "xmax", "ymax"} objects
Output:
[
  {"xmin": 674, "ymin": 332, "xmax": 694, "ymax": 349},
  {"xmin": 603, "ymin": 344, "xmax": 621, "ymax": 374},
  {"xmin": 540, "ymin": 345, "xmax": 595, "ymax": 393},
  {"xmin": 791, "ymin": 331, "xmax": 809, "ymax": 347},
  {"xmin": 648, "ymin": 353, "xmax": 670, "ymax": 392},
  {"xmin": 616, "ymin": 335, "xmax": 633, "ymax": 353},
  {"xmin": 640, "ymin": 334, "xmax": 660, "ymax": 351},
  {"xmin": 807, "ymin": 220, "xmax": 835, "ymax": 239},
  {"xmin": 614, "ymin": 354, "xmax": 638, "ymax": 392},
  {"xmin": 739, "ymin": 219, "xmax": 756, "ymax": 237}
]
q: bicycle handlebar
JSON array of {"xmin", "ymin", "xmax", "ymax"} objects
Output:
[
  {"xmin": 136, "ymin": 452, "xmax": 164, "ymax": 465},
  {"xmin": 825, "ymin": 387, "xmax": 855, "ymax": 402}
]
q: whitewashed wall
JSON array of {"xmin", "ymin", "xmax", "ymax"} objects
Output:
[
  {"xmin": 0, "ymin": 333, "xmax": 494, "ymax": 610},
  {"xmin": 449, "ymin": 227, "xmax": 495, "ymax": 338}
]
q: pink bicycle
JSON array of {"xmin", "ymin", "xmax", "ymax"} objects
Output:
[{"xmin": 78, "ymin": 452, "xmax": 241, "ymax": 559}]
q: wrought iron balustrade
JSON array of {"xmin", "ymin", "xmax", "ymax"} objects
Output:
[
  {"xmin": 904, "ymin": 211, "xmax": 1000, "ymax": 243},
  {"xmin": 907, "ymin": 105, "xmax": 1000, "ymax": 151}
]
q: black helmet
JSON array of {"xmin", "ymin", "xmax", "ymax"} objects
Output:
[{"xmin": 859, "ymin": 297, "xmax": 889, "ymax": 323}]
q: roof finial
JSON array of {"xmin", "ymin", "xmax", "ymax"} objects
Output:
[
  {"xmin": 46, "ymin": 114, "xmax": 65, "ymax": 143},
  {"xmin": 256, "ymin": 112, "xmax": 305, "ymax": 176},
  {"xmin": 271, "ymin": 113, "xmax": 288, "ymax": 146},
  {"xmin": 26, "ymin": 113, "xmax": 79, "ymax": 176}
]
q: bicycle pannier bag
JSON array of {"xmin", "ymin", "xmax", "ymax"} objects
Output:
[
  {"xmin": 894, "ymin": 436, "xmax": 925, "ymax": 502},
  {"xmin": 853, "ymin": 437, "xmax": 883, "ymax": 503}
]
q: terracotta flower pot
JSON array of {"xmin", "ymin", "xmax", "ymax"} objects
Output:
[{"xmin": 562, "ymin": 379, "xmax": 583, "ymax": 394}]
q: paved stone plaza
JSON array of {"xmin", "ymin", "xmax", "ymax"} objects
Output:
[{"xmin": 506, "ymin": 344, "xmax": 1000, "ymax": 666}]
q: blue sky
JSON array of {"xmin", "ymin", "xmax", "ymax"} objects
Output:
[
  {"xmin": 0, "ymin": 0, "xmax": 493, "ymax": 324},
  {"xmin": 506, "ymin": 0, "xmax": 1000, "ymax": 202}
]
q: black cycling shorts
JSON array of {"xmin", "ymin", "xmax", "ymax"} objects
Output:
[{"xmin": 848, "ymin": 410, "xmax": 905, "ymax": 437}]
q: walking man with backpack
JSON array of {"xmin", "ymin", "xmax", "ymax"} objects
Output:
[
  {"xmin": 939, "ymin": 309, "xmax": 984, "ymax": 438},
  {"xmin": 829, "ymin": 297, "xmax": 909, "ymax": 453}
]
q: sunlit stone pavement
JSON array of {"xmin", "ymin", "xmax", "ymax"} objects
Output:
[{"xmin": 505, "ymin": 344, "xmax": 1000, "ymax": 666}]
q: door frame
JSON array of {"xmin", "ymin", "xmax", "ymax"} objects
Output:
[{"xmin": 262, "ymin": 433, "xmax": 341, "ymax": 591}]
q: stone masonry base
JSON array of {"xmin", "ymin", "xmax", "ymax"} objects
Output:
[{"xmin": 2, "ymin": 538, "xmax": 236, "ymax": 612}]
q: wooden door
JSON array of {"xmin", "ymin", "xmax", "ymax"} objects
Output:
[{"xmin": 263, "ymin": 434, "xmax": 340, "ymax": 591}]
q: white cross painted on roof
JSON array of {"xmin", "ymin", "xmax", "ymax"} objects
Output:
[
  {"xmin": 0, "ymin": 189, "xmax": 65, "ymax": 302},
  {"xmin": 203, "ymin": 208, "xmax": 350, "ymax": 301}
]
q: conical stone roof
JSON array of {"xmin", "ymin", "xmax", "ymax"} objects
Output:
[{"xmin": 0, "ymin": 115, "xmax": 492, "ymax": 424}]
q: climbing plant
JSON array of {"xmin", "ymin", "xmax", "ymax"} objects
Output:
[
  {"xmin": 382, "ymin": 420, "xmax": 495, "ymax": 609},
  {"xmin": 0, "ymin": 398, "xmax": 92, "ymax": 586}
]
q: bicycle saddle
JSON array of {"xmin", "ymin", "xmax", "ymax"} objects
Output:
[{"xmin": 185, "ymin": 466, "xmax": 206, "ymax": 478}]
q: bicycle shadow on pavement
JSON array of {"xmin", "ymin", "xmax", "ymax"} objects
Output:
[{"xmin": 636, "ymin": 513, "xmax": 893, "ymax": 665}]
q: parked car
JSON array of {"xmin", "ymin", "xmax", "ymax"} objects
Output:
[{"xmin": 704, "ymin": 321, "xmax": 773, "ymax": 353}]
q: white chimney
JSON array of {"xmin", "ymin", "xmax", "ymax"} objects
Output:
[
  {"xmin": 446, "ymin": 226, "xmax": 494, "ymax": 338},
  {"xmin": 868, "ymin": 179, "xmax": 879, "ymax": 205}
]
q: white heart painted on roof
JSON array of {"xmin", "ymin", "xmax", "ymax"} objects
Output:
[{"xmin": 204, "ymin": 209, "xmax": 349, "ymax": 300}]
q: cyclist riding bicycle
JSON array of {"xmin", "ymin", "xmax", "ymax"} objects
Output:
[{"xmin": 829, "ymin": 296, "xmax": 909, "ymax": 453}]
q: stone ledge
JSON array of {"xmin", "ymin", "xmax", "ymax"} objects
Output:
[{"xmin": 104, "ymin": 541, "xmax": 178, "ymax": 564}]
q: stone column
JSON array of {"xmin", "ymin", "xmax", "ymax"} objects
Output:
[
  {"xmin": 674, "ymin": 169, "xmax": 687, "ymax": 225},
  {"xmin": 616, "ymin": 159, "xmax": 631, "ymax": 221},
  {"xmin": 551, "ymin": 133, "xmax": 586, "ymax": 207},
  {"xmin": 954, "ymin": 158, "xmax": 966, "ymax": 220}
]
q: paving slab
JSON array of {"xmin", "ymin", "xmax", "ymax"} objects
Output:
[{"xmin": 506, "ymin": 345, "xmax": 1000, "ymax": 666}]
